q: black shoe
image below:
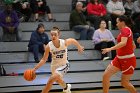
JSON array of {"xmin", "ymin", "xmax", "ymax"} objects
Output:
[
  {"xmin": 35, "ymin": 19, "xmax": 39, "ymax": 22},
  {"xmin": 35, "ymin": 60, "xmax": 39, "ymax": 63},
  {"xmin": 49, "ymin": 19, "xmax": 56, "ymax": 22}
]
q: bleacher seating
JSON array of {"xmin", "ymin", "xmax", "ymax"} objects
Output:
[
  {"xmin": 0, "ymin": 41, "xmax": 93, "ymax": 52},
  {"xmin": 52, "ymin": 13, "xmax": 70, "ymax": 21},
  {"xmin": 0, "ymin": 0, "xmax": 140, "ymax": 93},
  {"xmin": 21, "ymin": 30, "xmax": 119, "ymax": 41}
]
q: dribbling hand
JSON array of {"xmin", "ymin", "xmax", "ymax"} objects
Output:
[{"xmin": 32, "ymin": 68, "xmax": 36, "ymax": 72}]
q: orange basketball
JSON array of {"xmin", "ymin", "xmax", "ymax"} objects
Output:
[{"xmin": 23, "ymin": 69, "xmax": 36, "ymax": 81}]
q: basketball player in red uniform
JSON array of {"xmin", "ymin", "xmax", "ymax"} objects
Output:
[{"xmin": 102, "ymin": 15, "xmax": 138, "ymax": 93}]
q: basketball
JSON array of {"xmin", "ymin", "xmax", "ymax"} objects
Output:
[{"xmin": 23, "ymin": 69, "xmax": 36, "ymax": 81}]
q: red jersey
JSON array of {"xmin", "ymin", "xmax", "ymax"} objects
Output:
[
  {"xmin": 87, "ymin": 3, "xmax": 107, "ymax": 16},
  {"xmin": 117, "ymin": 27, "xmax": 134, "ymax": 56}
]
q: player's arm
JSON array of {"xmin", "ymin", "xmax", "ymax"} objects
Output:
[
  {"xmin": 110, "ymin": 37, "xmax": 128, "ymax": 50},
  {"xmin": 33, "ymin": 44, "xmax": 50, "ymax": 71},
  {"xmin": 102, "ymin": 37, "xmax": 128, "ymax": 54},
  {"xmin": 65, "ymin": 38, "xmax": 84, "ymax": 53},
  {"xmin": 133, "ymin": 41, "xmax": 136, "ymax": 50}
]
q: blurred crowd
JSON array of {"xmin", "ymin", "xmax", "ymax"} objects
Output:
[{"xmin": 0, "ymin": 0, "xmax": 140, "ymax": 61}]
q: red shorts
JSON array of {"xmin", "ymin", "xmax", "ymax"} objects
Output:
[{"xmin": 111, "ymin": 56, "xmax": 136, "ymax": 75}]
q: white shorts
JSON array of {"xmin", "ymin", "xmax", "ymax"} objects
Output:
[{"xmin": 51, "ymin": 63, "xmax": 70, "ymax": 76}]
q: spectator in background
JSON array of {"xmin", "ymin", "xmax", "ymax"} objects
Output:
[
  {"xmin": 107, "ymin": 0, "xmax": 125, "ymax": 29},
  {"xmin": 92, "ymin": 19, "xmax": 116, "ymax": 60},
  {"xmin": 3, "ymin": 0, "xmax": 13, "ymax": 4},
  {"xmin": 69, "ymin": 2, "xmax": 95, "ymax": 40},
  {"xmin": 12, "ymin": 0, "xmax": 32, "ymax": 22},
  {"xmin": 30, "ymin": 0, "xmax": 56, "ymax": 22},
  {"xmin": 72, "ymin": 0, "xmax": 88, "ymax": 10},
  {"xmin": 131, "ymin": 0, "xmax": 140, "ymax": 48},
  {"xmin": 71, "ymin": 0, "xmax": 88, "ymax": 15},
  {"xmin": 124, "ymin": 0, "xmax": 134, "ymax": 17},
  {"xmin": 118, "ymin": 0, "xmax": 124, "ymax": 3},
  {"xmin": 132, "ymin": 0, "xmax": 140, "ymax": 21},
  {"xmin": 28, "ymin": 23, "xmax": 51, "ymax": 63},
  {"xmin": 0, "ymin": 0, "xmax": 5, "ymax": 11},
  {"xmin": 133, "ymin": 14, "xmax": 140, "ymax": 47},
  {"xmin": 87, "ymin": 0, "xmax": 110, "ymax": 29},
  {"xmin": 0, "ymin": 4, "xmax": 21, "ymax": 41},
  {"xmin": 100, "ymin": 0, "xmax": 109, "ymax": 5},
  {"xmin": 13, "ymin": 0, "xmax": 32, "ymax": 22}
]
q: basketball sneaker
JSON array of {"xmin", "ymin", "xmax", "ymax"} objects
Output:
[{"xmin": 63, "ymin": 84, "xmax": 71, "ymax": 93}]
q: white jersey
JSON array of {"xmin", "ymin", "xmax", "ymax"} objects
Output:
[{"xmin": 48, "ymin": 39, "xmax": 68, "ymax": 67}]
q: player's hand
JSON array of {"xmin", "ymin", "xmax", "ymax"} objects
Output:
[
  {"xmin": 102, "ymin": 48, "xmax": 111, "ymax": 54},
  {"xmin": 32, "ymin": 68, "xmax": 36, "ymax": 72},
  {"xmin": 137, "ymin": 37, "xmax": 140, "ymax": 44},
  {"xmin": 78, "ymin": 46, "xmax": 84, "ymax": 53}
]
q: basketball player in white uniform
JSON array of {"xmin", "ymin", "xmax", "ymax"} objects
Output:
[{"xmin": 32, "ymin": 27, "xmax": 84, "ymax": 93}]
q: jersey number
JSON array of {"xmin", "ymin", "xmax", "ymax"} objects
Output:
[{"xmin": 56, "ymin": 54, "xmax": 64, "ymax": 58}]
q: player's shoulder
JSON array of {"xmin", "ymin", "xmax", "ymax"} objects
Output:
[
  {"xmin": 62, "ymin": 38, "xmax": 72, "ymax": 47},
  {"xmin": 44, "ymin": 43, "xmax": 50, "ymax": 52},
  {"xmin": 60, "ymin": 39, "xmax": 65, "ymax": 42},
  {"xmin": 121, "ymin": 27, "xmax": 131, "ymax": 34},
  {"xmin": 122, "ymin": 27, "xmax": 131, "ymax": 31},
  {"xmin": 48, "ymin": 41, "xmax": 53, "ymax": 48},
  {"xmin": 48, "ymin": 40, "xmax": 52, "ymax": 45},
  {"xmin": 121, "ymin": 27, "xmax": 132, "ymax": 37},
  {"xmin": 59, "ymin": 39, "xmax": 65, "ymax": 44}
]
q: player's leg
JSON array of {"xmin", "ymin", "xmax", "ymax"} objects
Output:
[
  {"xmin": 56, "ymin": 74, "xmax": 67, "ymax": 88},
  {"xmin": 55, "ymin": 73, "xmax": 71, "ymax": 93},
  {"xmin": 102, "ymin": 64, "xmax": 120, "ymax": 93},
  {"xmin": 121, "ymin": 74, "xmax": 137, "ymax": 93},
  {"xmin": 41, "ymin": 74, "xmax": 58, "ymax": 93},
  {"xmin": 56, "ymin": 63, "xmax": 71, "ymax": 93},
  {"xmin": 120, "ymin": 56, "xmax": 137, "ymax": 93}
]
